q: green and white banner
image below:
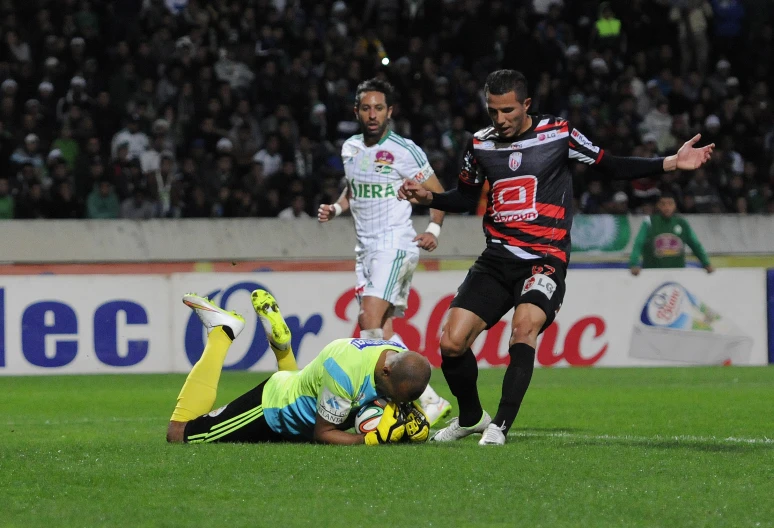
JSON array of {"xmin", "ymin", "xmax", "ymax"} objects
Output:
[{"xmin": 571, "ymin": 215, "xmax": 631, "ymax": 252}]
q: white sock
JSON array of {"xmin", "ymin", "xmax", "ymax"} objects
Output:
[
  {"xmin": 388, "ymin": 333, "xmax": 405, "ymax": 347},
  {"xmin": 361, "ymin": 328, "xmax": 384, "ymax": 339},
  {"xmin": 419, "ymin": 384, "xmax": 441, "ymax": 406}
]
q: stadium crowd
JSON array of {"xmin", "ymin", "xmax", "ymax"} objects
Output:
[{"xmin": 0, "ymin": 0, "xmax": 772, "ymax": 220}]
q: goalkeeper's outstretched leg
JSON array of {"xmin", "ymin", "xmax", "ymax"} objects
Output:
[
  {"xmin": 251, "ymin": 289, "xmax": 297, "ymax": 371},
  {"xmin": 167, "ymin": 294, "xmax": 246, "ymax": 443}
]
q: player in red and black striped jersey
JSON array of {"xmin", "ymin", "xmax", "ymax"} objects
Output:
[{"xmin": 399, "ymin": 69, "xmax": 714, "ymax": 445}]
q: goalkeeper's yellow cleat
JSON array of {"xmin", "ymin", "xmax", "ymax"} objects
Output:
[
  {"xmin": 251, "ymin": 289, "xmax": 291, "ymax": 351},
  {"xmin": 182, "ymin": 293, "xmax": 245, "ymax": 338}
]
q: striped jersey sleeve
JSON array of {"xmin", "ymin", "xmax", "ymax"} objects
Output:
[
  {"xmin": 567, "ymin": 123, "xmax": 605, "ymax": 165},
  {"xmin": 393, "ymin": 135, "xmax": 433, "ymax": 183}
]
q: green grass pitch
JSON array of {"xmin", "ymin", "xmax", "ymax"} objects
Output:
[{"xmin": 3, "ymin": 367, "xmax": 774, "ymax": 527}]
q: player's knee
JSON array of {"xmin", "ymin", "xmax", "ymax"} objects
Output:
[
  {"xmin": 509, "ymin": 315, "xmax": 542, "ymax": 346},
  {"xmin": 440, "ymin": 328, "xmax": 470, "ymax": 357},
  {"xmin": 167, "ymin": 421, "xmax": 186, "ymax": 443}
]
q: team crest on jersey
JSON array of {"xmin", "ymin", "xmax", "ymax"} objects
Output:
[
  {"xmin": 375, "ymin": 150, "xmax": 395, "ymax": 165},
  {"xmin": 509, "ymin": 151, "xmax": 522, "ymax": 171},
  {"xmin": 375, "ymin": 150, "xmax": 395, "ymax": 174}
]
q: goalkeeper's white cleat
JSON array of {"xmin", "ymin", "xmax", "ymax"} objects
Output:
[
  {"xmin": 478, "ymin": 423, "xmax": 506, "ymax": 446},
  {"xmin": 422, "ymin": 397, "xmax": 453, "ymax": 427},
  {"xmin": 251, "ymin": 289, "xmax": 291, "ymax": 350},
  {"xmin": 430, "ymin": 411, "xmax": 491, "ymax": 442},
  {"xmin": 182, "ymin": 293, "xmax": 245, "ymax": 338}
]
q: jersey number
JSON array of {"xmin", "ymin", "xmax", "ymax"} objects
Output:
[{"xmin": 491, "ymin": 175, "xmax": 538, "ymax": 223}]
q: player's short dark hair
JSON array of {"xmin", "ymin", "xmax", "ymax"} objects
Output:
[
  {"xmin": 658, "ymin": 190, "xmax": 677, "ymax": 201},
  {"xmin": 484, "ymin": 70, "xmax": 529, "ymax": 101},
  {"xmin": 355, "ymin": 78, "xmax": 395, "ymax": 107},
  {"xmin": 389, "ymin": 351, "xmax": 431, "ymax": 402}
]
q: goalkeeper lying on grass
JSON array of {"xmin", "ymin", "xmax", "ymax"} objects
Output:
[{"xmin": 167, "ymin": 290, "xmax": 431, "ymax": 446}]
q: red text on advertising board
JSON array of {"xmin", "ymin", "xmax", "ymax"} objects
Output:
[{"xmin": 334, "ymin": 288, "xmax": 608, "ymax": 367}]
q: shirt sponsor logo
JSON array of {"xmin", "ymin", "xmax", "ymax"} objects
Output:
[
  {"xmin": 571, "ymin": 129, "xmax": 600, "ymax": 153},
  {"xmin": 521, "ymin": 273, "xmax": 556, "ymax": 299},
  {"xmin": 508, "ymin": 151, "xmax": 522, "ymax": 171},
  {"xmin": 318, "ymin": 406, "xmax": 348, "ymax": 424},
  {"xmin": 654, "ymin": 233, "xmax": 683, "ymax": 257},
  {"xmin": 350, "ymin": 181, "xmax": 397, "ymax": 199},
  {"xmin": 319, "ymin": 387, "xmax": 349, "ymax": 424},
  {"xmin": 491, "ymin": 175, "xmax": 538, "ymax": 223}
]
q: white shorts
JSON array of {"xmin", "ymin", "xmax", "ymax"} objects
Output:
[{"xmin": 355, "ymin": 248, "xmax": 419, "ymax": 317}]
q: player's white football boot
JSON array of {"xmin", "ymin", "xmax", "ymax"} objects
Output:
[
  {"xmin": 430, "ymin": 411, "xmax": 491, "ymax": 442},
  {"xmin": 182, "ymin": 293, "xmax": 245, "ymax": 338},
  {"xmin": 251, "ymin": 289, "xmax": 291, "ymax": 350},
  {"xmin": 422, "ymin": 397, "xmax": 453, "ymax": 427},
  {"xmin": 478, "ymin": 423, "xmax": 507, "ymax": 446}
]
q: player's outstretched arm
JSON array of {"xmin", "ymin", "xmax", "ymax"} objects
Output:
[
  {"xmin": 584, "ymin": 129, "xmax": 715, "ymax": 180},
  {"xmin": 318, "ymin": 185, "xmax": 351, "ymax": 223},
  {"xmin": 399, "ymin": 179, "xmax": 479, "ymax": 213}
]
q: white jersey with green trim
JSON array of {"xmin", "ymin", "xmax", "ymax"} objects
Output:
[{"xmin": 342, "ymin": 130, "xmax": 434, "ymax": 252}]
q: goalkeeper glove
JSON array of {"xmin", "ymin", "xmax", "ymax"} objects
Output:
[
  {"xmin": 400, "ymin": 402, "xmax": 430, "ymax": 443},
  {"xmin": 364, "ymin": 402, "xmax": 406, "ymax": 445}
]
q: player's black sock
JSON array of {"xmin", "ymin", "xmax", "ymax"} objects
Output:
[
  {"xmin": 221, "ymin": 326, "xmax": 235, "ymax": 341},
  {"xmin": 441, "ymin": 348, "xmax": 483, "ymax": 427},
  {"xmin": 492, "ymin": 343, "xmax": 535, "ymax": 433}
]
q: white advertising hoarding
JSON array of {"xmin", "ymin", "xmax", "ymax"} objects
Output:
[
  {"xmin": 0, "ymin": 269, "xmax": 767, "ymax": 375},
  {"xmin": 0, "ymin": 276, "xmax": 171, "ymax": 375}
]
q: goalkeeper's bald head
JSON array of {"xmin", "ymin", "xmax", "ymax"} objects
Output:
[{"xmin": 384, "ymin": 351, "xmax": 431, "ymax": 403}]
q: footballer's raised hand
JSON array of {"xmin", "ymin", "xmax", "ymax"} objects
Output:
[
  {"xmin": 664, "ymin": 134, "xmax": 715, "ymax": 171},
  {"xmin": 398, "ymin": 180, "xmax": 433, "ymax": 206}
]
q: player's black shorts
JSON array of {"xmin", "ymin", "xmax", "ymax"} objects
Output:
[
  {"xmin": 450, "ymin": 247, "xmax": 567, "ymax": 333},
  {"xmin": 184, "ymin": 379, "xmax": 286, "ymax": 444}
]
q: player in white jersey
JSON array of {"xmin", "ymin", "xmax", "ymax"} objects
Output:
[{"xmin": 318, "ymin": 78, "xmax": 452, "ymax": 425}]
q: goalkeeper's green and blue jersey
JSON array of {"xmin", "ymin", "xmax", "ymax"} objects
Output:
[{"xmin": 262, "ymin": 338, "xmax": 406, "ymax": 440}]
